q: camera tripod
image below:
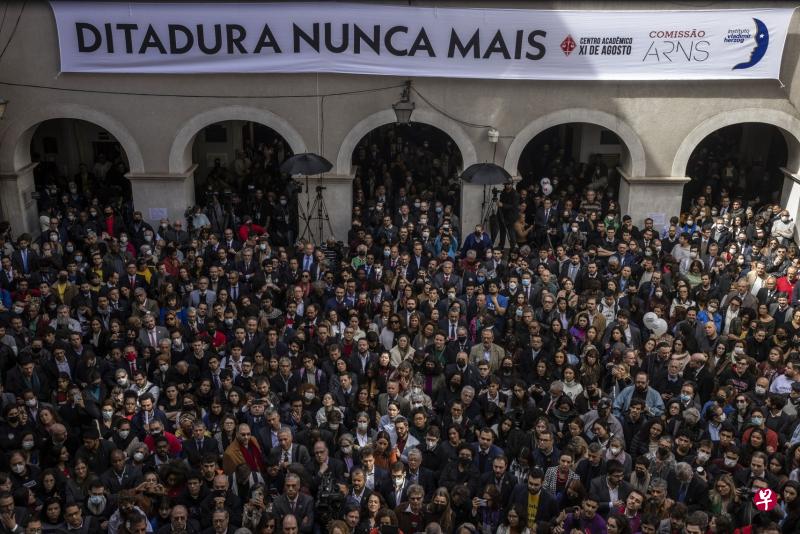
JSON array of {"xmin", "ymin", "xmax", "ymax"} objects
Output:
[
  {"xmin": 480, "ymin": 185, "xmax": 499, "ymax": 230},
  {"xmin": 299, "ymin": 185, "xmax": 335, "ymax": 244}
]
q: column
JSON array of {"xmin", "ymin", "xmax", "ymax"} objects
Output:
[
  {"xmin": 459, "ymin": 181, "xmax": 489, "ymax": 239},
  {"xmin": 0, "ymin": 163, "xmax": 39, "ymax": 236},
  {"xmin": 296, "ymin": 174, "xmax": 353, "ymax": 244},
  {"xmin": 781, "ymin": 168, "xmax": 800, "ymax": 242},
  {"xmin": 126, "ymin": 165, "xmax": 197, "ymax": 226},
  {"xmin": 618, "ymin": 173, "xmax": 690, "ymax": 228}
]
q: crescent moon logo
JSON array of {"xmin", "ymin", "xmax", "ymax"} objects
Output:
[{"xmin": 733, "ymin": 18, "xmax": 769, "ymax": 70}]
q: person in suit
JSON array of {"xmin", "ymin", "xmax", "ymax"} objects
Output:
[
  {"xmin": 601, "ymin": 310, "xmax": 643, "ymax": 350},
  {"xmin": 101, "ymin": 449, "xmax": 143, "ymax": 494},
  {"xmin": 508, "ymin": 468, "xmax": 559, "ymax": 532},
  {"xmin": 468, "ymin": 328, "xmax": 506, "ymax": 372},
  {"xmin": 271, "ymin": 473, "xmax": 315, "ymax": 534},
  {"xmin": 305, "ymin": 441, "xmax": 346, "ymax": 495},
  {"xmin": 380, "ymin": 461, "xmax": 412, "ymax": 510},
  {"xmin": 377, "ymin": 380, "xmax": 411, "ymax": 417},
  {"xmin": 138, "ymin": 313, "xmax": 169, "ymax": 349},
  {"xmin": 267, "ymin": 427, "xmax": 311, "ymax": 471},
  {"xmin": 360, "ymin": 446, "xmax": 389, "ymax": 492},
  {"xmin": 471, "ymin": 427, "xmax": 504, "ymax": 475},
  {"xmin": 11, "ymin": 235, "xmax": 39, "ymax": 277},
  {"xmin": 433, "ymin": 259, "xmax": 463, "ymax": 295},
  {"xmin": 4, "ymin": 355, "xmax": 50, "ymax": 399},
  {"xmin": 188, "ymin": 277, "xmax": 217, "ymax": 308},
  {"xmin": 438, "ymin": 307, "xmax": 467, "ymax": 343},
  {"xmin": 480, "ymin": 455, "xmax": 517, "ymax": 510},
  {"xmin": 345, "ymin": 467, "xmax": 374, "ymax": 514},
  {"xmin": 183, "ymin": 421, "xmax": 221, "ymax": 467},
  {"xmin": 587, "ymin": 460, "xmax": 632, "ymax": 517},
  {"xmin": 666, "ymin": 462, "xmax": 709, "ymax": 513},
  {"xmin": 404, "ymin": 448, "xmax": 435, "ymax": 498}
]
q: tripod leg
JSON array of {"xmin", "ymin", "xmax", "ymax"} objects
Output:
[{"xmin": 300, "ymin": 195, "xmax": 319, "ymax": 242}]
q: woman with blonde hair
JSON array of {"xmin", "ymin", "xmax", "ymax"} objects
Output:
[{"xmin": 709, "ymin": 473, "xmax": 738, "ymax": 522}]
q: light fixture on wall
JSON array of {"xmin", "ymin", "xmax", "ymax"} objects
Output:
[
  {"xmin": 0, "ymin": 99, "xmax": 8, "ymax": 120},
  {"xmin": 393, "ymin": 80, "xmax": 415, "ymax": 125},
  {"xmin": 487, "ymin": 128, "xmax": 500, "ymax": 144}
]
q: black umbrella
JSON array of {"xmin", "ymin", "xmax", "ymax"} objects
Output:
[
  {"xmin": 280, "ymin": 153, "xmax": 333, "ymax": 175},
  {"xmin": 460, "ymin": 163, "xmax": 511, "ymax": 185}
]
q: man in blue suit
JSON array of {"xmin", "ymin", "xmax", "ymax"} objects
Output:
[{"xmin": 471, "ymin": 427, "xmax": 503, "ymax": 475}]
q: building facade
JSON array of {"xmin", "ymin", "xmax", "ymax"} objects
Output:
[{"xmin": 2, "ymin": 0, "xmax": 800, "ymax": 239}]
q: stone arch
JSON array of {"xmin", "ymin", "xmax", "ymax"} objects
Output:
[
  {"xmin": 504, "ymin": 108, "xmax": 647, "ymax": 178},
  {"xmin": 168, "ymin": 105, "xmax": 308, "ymax": 173},
  {"xmin": 672, "ymin": 107, "xmax": 800, "ymax": 177},
  {"xmin": 0, "ymin": 103, "xmax": 145, "ymax": 173},
  {"xmin": 335, "ymin": 108, "xmax": 478, "ymax": 176}
]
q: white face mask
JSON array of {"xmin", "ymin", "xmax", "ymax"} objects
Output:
[
  {"xmin": 21, "ymin": 441, "xmax": 34, "ymax": 451},
  {"xmin": 697, "ymin": 451, "xmax": 710, "ymax": 463},
  {"xmin": 11, "ymin": 464, "xmax": 25, "ymax": 474},
  {"xmin": 133, "ymin": 452, "xmax": 145, "ymax": 462},
  {"xmin": 610, "ymin": 447, "xmax": 621, "ymax": 456},
  {"xmin": 724, "ymin": 458, "xmax": 737, "ymax": 467},
  {"xmin": 118, "ymin": 430, "xmax": 130, "ymax": 439}
]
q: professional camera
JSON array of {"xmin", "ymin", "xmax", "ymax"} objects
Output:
[
  {"xmin": 315, "ymin": 471, "xmax": 345, "ymax": 525},
  {"xmin": 491, "ymin": 187, "xmax": 500, "ymax": 198},
  {"xmin": 316, "ymin": 185, "xmax": 327, "ymax": 192}
]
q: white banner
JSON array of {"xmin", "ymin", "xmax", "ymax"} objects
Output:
[{"xmin": 49, "ymin": 2, "xmax": 793, "ymax": 80}]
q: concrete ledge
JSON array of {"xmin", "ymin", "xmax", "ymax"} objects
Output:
[
  {"xmin": 621, "ymin": 175, "xmax": 691, "ymax": 185},
  {"xmin": 126, "ymin": 164, "xmax": 198, "ymax": 181}
]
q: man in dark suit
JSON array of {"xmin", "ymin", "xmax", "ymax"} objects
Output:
[
  {"xmin": 587, "ymin": 460, "xmax": 632, "ymax": 517},
  {"xmin": 183, "ymin": 421, "xmax": 221, "ymax": 468},
  {"xmin": 479, "ymin": 455, "xmax": 517, "ymax": 510},
  {"xmin": 349, "ymin": 338, "xmax": 378, "ymax": 381},
  {"xmin": 377, "ymin": 379, "xmax": 411, "ymax": 417},
  {"xmin": 360, "ymin": 447, "xmax": 389, "ymax": 492},
  {"xmin": 345, "ymin": 468, "xmax": 374, "ymax": 514},
  {"xmin": 509, "ymin": 468, "xmax": 559, "ymax": 532},
  {"xmin": 267, "ymin": 427, "xmax": 311, "ymax": 471},
  {"xmin": 101, "ymin": 449, "xmax": 143, "ymax": 494},
  {"xmin": 271, "ymin": 473, "xmax": 315, "ymax": 534},
  {"xmin": 4, "ymin": 355, "xmax": 50, "ymax": 399},
  {"xmin": 666, "ymin": 462, "xmax": 709, "ymax": 513},
  {"xmin": 11, "ymin": 235, "xmax": 39, "ymax": 277},
  {"xmin": 405, "ymin": 448, "xmax": 435, "ymax": 498},
  {"xmin": 379, "ymin": 461, "xmax": 412, "ymax": 510},
  {"xmin": 305, "ymin": 441, "xmax": 346, "ymax": 496},
  {"xmin": 471, "ymin": 427, "xmax": 504, "ymax": 475}
]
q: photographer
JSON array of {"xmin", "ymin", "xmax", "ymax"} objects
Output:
[{"xmin": 496, "ymin": 181, "xmax": 519, "ymax": 250}]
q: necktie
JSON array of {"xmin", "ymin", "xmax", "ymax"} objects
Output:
[
  {"xmin": 200, "ymin": 291, "xmax": 206, "ymax": 304},
  {"xmin": 678, "ymin": 482, "xmax": 688, "ymax": 502},
  {"xmin": 545, "ymin": 209, "xmax": 550, "ymax": 220},
  {"xmin": 130, "ymin": 276, "xmax": 136, "ymax": 289},
  {"xmin": 149, "ymin": 330, "xmax": 157, "ymax": 347},
  {"xmin": 21, "ymin": 250, "xmax": 28, "ymax": 273},
  {"xmin": 283, "ymin": 451, "xmax": 290, "ymax": 464},
  {"xmin": 213, "ymin": 373, "xmax": 221, "ymax": 389},
  {"xmin": 445, "ymin": 274, "xmax": 450, "ymax": 283},
  {"xmin": 232, "ymin": 286, "xmax": 238, "ymax": 300},
  {"xmin": 450, "ymin": 324, "xmax": 456, "ymax": 340},
  {"xmin": 304, "ymin": 257, "xmax": 311, "ymax": 271},
  {"xmin": 197, "ymin": 439, "xmax": 203, "ymax": 450}
]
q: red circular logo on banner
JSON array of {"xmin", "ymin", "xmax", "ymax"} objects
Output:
[{"xmin": 753, "ymin": 488, "xmax": 777, "ymax": 512}]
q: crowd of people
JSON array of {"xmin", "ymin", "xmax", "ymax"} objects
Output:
[{"xmin": 0, "ymin": 130, "xmax": 799, "ymax": 534}]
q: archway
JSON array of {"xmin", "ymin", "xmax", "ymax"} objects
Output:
[
  {"xmin": 350, "ymin": 121, "xmax": 465, "ymax": 215},
  {"xmin": 672, "ymin": 109, "xmax": 800, "ymax": 215},
  {"xmin": 335, "ymin": 109, "xmax": 477, "ymax": 176},
  {"xmin": 189, "ymin": 119, "xmax": 295, "ymax": 202},
  {"xmin": 514, "ymin": 122, "xmax": 627, "ymax": 194},
  {"xmin": 0, "ymin": 104, "xmax": 144, "ymax": 234},
  {"xmin": 30, "ymin": 118, "xmax": 133, "ymax": 205},
  {"xmin": 505, "ymin": 109, "xmax": 647, "ymax": 182},
  {"xmin": 680, "ymin": 123, "xmax": 791, "ymax": 210}
]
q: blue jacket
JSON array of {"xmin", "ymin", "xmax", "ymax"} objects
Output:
[{"xmin": 613, "ymin": 385, "xmax": 665, "ymax": 419}]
